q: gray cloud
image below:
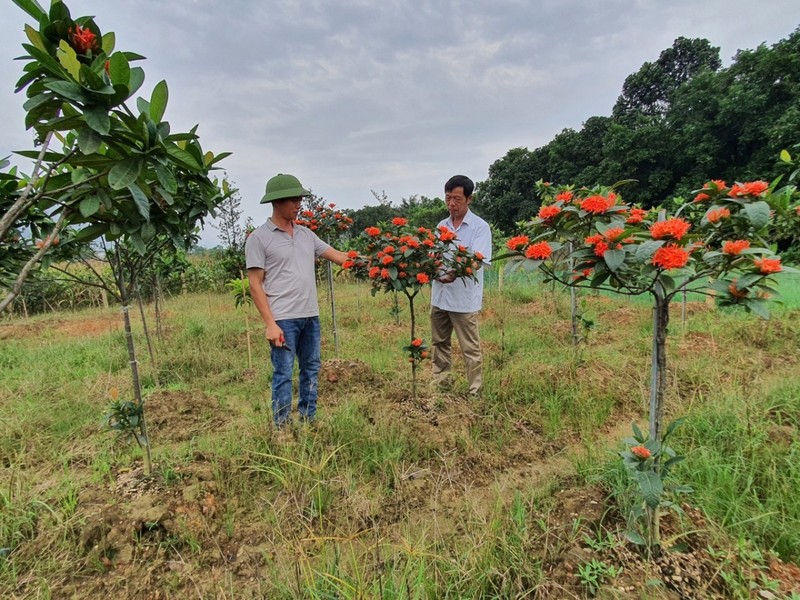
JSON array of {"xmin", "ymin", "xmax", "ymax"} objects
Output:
[{"xmin": 1, "ymin": 0, "xmax": 797, "ymax": 246}]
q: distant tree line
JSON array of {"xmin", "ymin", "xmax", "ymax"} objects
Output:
[{"xmin": 472, "ymin": 30, "xmax": 800, "ymax": 234}]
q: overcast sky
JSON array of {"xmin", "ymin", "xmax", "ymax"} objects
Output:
[{"xmin": 1, "ymin": 1, "xmax": 798, "ymax": 246}]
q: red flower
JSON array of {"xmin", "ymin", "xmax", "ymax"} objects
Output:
[
  {"xmin": 626, "ymin": 207, "xmax": 647, "ymax": 224},
  {"xmin": 693, "ymin": 193, "xmax": 711, "ymax": 203},
  {"xmin": 392, "ymin": 217, "xmax": 408, "ymax": 226},
  {"xmin": 524, "ymin": 241, "xmax": 553, "ymax": 260},
  {"xmin": 650, "ymin": 218, "xmax": 690, "ymax": 240},
  {"xmin": 593, "ymin": 241, "xmax": 609, "ymax": 257},
  {"xmin": 69, "ymin": 25, "xmax": 98, "ymax": 55},
  {"xmin": 585, "ymin": 234, "xmax": 603, "ymax": 246},
  {"xmin": 707, "ymin": 207, "xmax": 731, "ymax": 224},
  {"xmin": 365, "ymin": 227, "xmax": 381, "ymax": 237},
  {"xmin": 580, "ymin": 195, "xmax": 614, "ymax": 214},
  {"xmin": 753, "ymin": 257, "xmax": 782, "ymax": 274},
  {"xmin": 416, "ymin": 273, "xmax": 430, "ymax": 284},
  {"xmin": 368, "ymin": 266, "xmax": 380, "ymax": 279},
  {"xmin": 555, "ymin": 191, "xmax": 574, "ymax": 202},
  {"xmin": 631, "ymin": 446, "xmax": 651, "ymax": 460},
  {"xmin": 604, "ymin": 227, "xmax": 625, "ymax": 242},
  {"xmin": 411, "ymin": 338, "xmax": 423, "ymax": 347},
  {"xmin": 342, "ymin": 260, "xmax": 355, "ymax": 269},
  {"xmin": 706, "ymin": 179, "xmax": 727, "ymax": 191},
  {"xmin": 728, "ymin": 184, "xmax": 745, "ymax": 198},
  {"xmin": 582, "ymin": 269, "xmax": 593, "ymax": 278},
  {"xmin": 722, "ymin": 240, "xmax": 750, "ymax": 255},
  {"xmin": 383, "ymin": 245, "xmax": 395, "ymax": 254},
  {"xmin": 538, "ymin": 205, "xmax": 561, "ymax": 220},
  {"xmin": 652, "ymin": 245, "xmax": 690, "ymax": 270},
  {"xmin": 474, "ymin": 251, "xmax": 484, "ymax": 261},
  {"xmin": 743, "ymin": 181, "xmax": 769, "ymax": 196},
  {"xmin": 437, "ymin": 226, "xmax": 457, "ymax": 242},
  {"xmin": 506, "ymin": 235, "xmax": 530, "ymax": 251},
  {"xmin": 381, "ymin": 255, "xmax": 394, "ymax": 265},
  {"xmin": 380, "ymin": 268, "xmax": 390, "ymax": 279},
  {"xmin": 347, "ymin": 250, "xmax": 358, "ymax": 258}
]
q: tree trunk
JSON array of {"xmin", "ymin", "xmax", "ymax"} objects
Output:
[
  {"xmin": 408, "ymin": 293, "xmax": 417, "ymax": 401},
  {"xmin": 115, "ymin": 247, "xmax": 152, "ymax": 476},
  {"xmin": 136, "ymin": 279, "xmax": 160, "ymax": 388},
  {"xmin": 326, "ymin": 260, "xmax": 340, "ymax": 356}
]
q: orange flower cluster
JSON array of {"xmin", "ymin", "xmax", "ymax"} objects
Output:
[
  {"xmin": 626, "ymin": 207, "xmax": 648, "ymax": 224},
  {"xmin": 585, "ymin": 230, "xmax": 624, "ymax": 258},
  {"xmin": 652, "ymin": 245, "xmax": 690, "ymax": 270},
  {"xmin": 728, "ymin": 281, "xmax": 749, "ymax": 299},
  {"xmin": 538, "ymin": 205, "xmax": 561, "ymax": 220},
  {"xmin": 631, "ymin": 446, "xmax": 651, "ymax": 460},
  {"xmin": 506, "ymin": 235, "xmax": 530, "ymax": 251},
  {"xmin": 524, "ymin": 241, "xmax": 553, "ymax": 260},
  {"xmin": 580, "ymin": 193, "xmax": 616, "ymax": 214},
  {"xmin": 650, "ymin": 218, "xmax": 690, "ymax": 241},
  {"xmin": 693, "ymin": 193, "xmax": 711, "ymax": 203},
  {"xmin": 729, "ymin": 180, "xmax": 769, "ymax": 198},
  {"xmin": 753, "ymin": 257, "xmax": 782, "ymax": 274},
  {"xmin": 555, "ymin": 191, "xmax": 574, "ymax": 202},
  {"xmin": 347, "ymin": 219, "xmax": 482, "ymax": 294},
  {"xmin": 295, "ymin": 201, "xmax": 353, "ymax": 237},
  {"xmin": 722, "ymin": 240, "xmax": 750, "ymax": 255},
  {"xmin": 69, "ymin": 25, "xmax": 99, "ymax": 55},
  {"xmin": 706, "ymin": 207, "xmax": 731, "ymax": 224}
]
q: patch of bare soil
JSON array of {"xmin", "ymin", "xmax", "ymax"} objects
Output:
[
  {"xmin": 0, "ymin": 312, "xmax": 123, "ymax": 340},
  {"xmin": 145, "ymin": 390, "xmax": 230, "ymax": 444}
]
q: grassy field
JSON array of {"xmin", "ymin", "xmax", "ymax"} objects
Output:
[{"xmin": 1, "ymin": 270, "xmax": 799, "ymax": 599}]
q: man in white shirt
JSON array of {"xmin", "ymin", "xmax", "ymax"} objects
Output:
[{"xmin": 430, "ymin": 175, "xmax": 492, "ymax": 397}]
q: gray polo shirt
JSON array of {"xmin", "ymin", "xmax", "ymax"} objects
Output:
[{"xmin": 245, "ymin": 219, "xmax": 330, "ymax": 320}]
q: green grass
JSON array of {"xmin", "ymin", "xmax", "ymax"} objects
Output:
[{"xmin": 0, "ymin": 274, "xmax": 798, "ymax": 598}]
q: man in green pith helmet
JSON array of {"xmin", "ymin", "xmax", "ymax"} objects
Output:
[{"xmin": 245, "ymin": 174, "xmax": 350, "ymax": 429}]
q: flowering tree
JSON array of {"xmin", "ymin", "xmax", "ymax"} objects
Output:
[
  {"xmin": 295, "ymin": 196, "xmax": 354, "ymax": 354},
  {"xmin": 344, "ymin": 217, "xmax": 484, "ymax": 399},
  {"xmin": 1, "ymin": 1, "xmax": 229, "ymax": 475},
  {"xmin": 502, "ymin": 176, "xmax": 797, "ymax": 548}
]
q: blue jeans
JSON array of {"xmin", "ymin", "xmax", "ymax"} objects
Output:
[{"xmin": 271, "ymin": 317, "xmax": 321, "ymax": 427}]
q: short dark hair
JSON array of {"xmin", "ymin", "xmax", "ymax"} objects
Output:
[{"xmin": 445, "ymin": 175, "xmax": 474, "ymax": 198}]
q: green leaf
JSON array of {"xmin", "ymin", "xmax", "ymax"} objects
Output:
[
  {"xmin": 13, "ymin": 0, "xmax": 46, "ymax": 20},
  {"xmin": 780, "ymin": 149, "xmax": 792, "ymax": 163},
  {"xmin": 73, "ymin": 222, "xmax": 109, "ymax": 243},
  {"xmin": 70, "ymin": 168, "xmax": 88, "ymax": 185},
  {"xmin": 79, "ymin": 195, "xmax": 100, "ymax": 217},
  {"xmin": 102, "ymin": 32, "xmax": 115, "ymax": 55},
  {"xmin": 604, "ymin": 248, "xmax": 626, "ymax": 272},
  {"xmin": 746, "ymin": 298, "xmax": 771, "ymax": 320},
  {"xmin": 77, "ymin": 126, "xmax": 102, "ymax": 154},
  {"xmin": 155, "ymin": 164, "xmax": 177, "ymax": 194},
  {"xmin": 624, "ymin": 531, "xmax": 646, "ymax": 546},
  {"xmin": 165, "ymin": 144, "xmax": 201, "ymax": 169},
  {"xmin": 128, "ymin": 67, "xmax": 145, "ymax": 97},
  {"xmin": 108, "ymin": 52, "xmax": 130, "ymax": 87},
  {"xmin": 129, "ymin": 232, "xmax": 147, "ymax": 255},
  {"xmin": 631, "ymin": 422, "xmax": 645, "ymax": 442},
  {"xmin": 108, "ymin": 157, "xmax": 143, "ymax": 189},
  {"xmin": 83, "ymin": 106, "xmax": 111, "ymax": 135},
  {"xmin": 24, "ymin": 23, "xmax": 46, "ymax": 52},
  {"xmin": 137, "ymin": 97, "xmax": 151, "ymax": 117},
  {"xmin": 150, "ymin": 80, "xmax": 168, "ymax": 122},
  {"xmin": 43, "ymin": 80, "xmax": 89, "ymax": 103},
  {"xmin": 140, "ymin": 221, "xmax": 156, "ymax": 242},
  {"xmin": 635, "ymin": 471, "xmax": 664, "ymax": 509},
  {"xmin": 128, "ymin": 183, "xmax": 150, "ymax": 220},
  {"xmin": 634, "ymin": 240, "xmax": 664, "ymax": 263},
  {"xmin": 743, "ymin": 201, "xmax": 771, "ymax": 230},
  {"xmin": 57, "ymin": 39, "xmax": 81, "ymax": 80}
]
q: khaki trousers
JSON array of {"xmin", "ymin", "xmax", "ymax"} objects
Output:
[{"xmin": 430, "ymin": 305, "xmax": 483, "ymax": 395}]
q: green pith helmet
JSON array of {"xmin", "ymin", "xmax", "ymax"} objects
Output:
[{"xmin": 261, "ymin": 173, "xmax": 311, "ymax": 203}]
